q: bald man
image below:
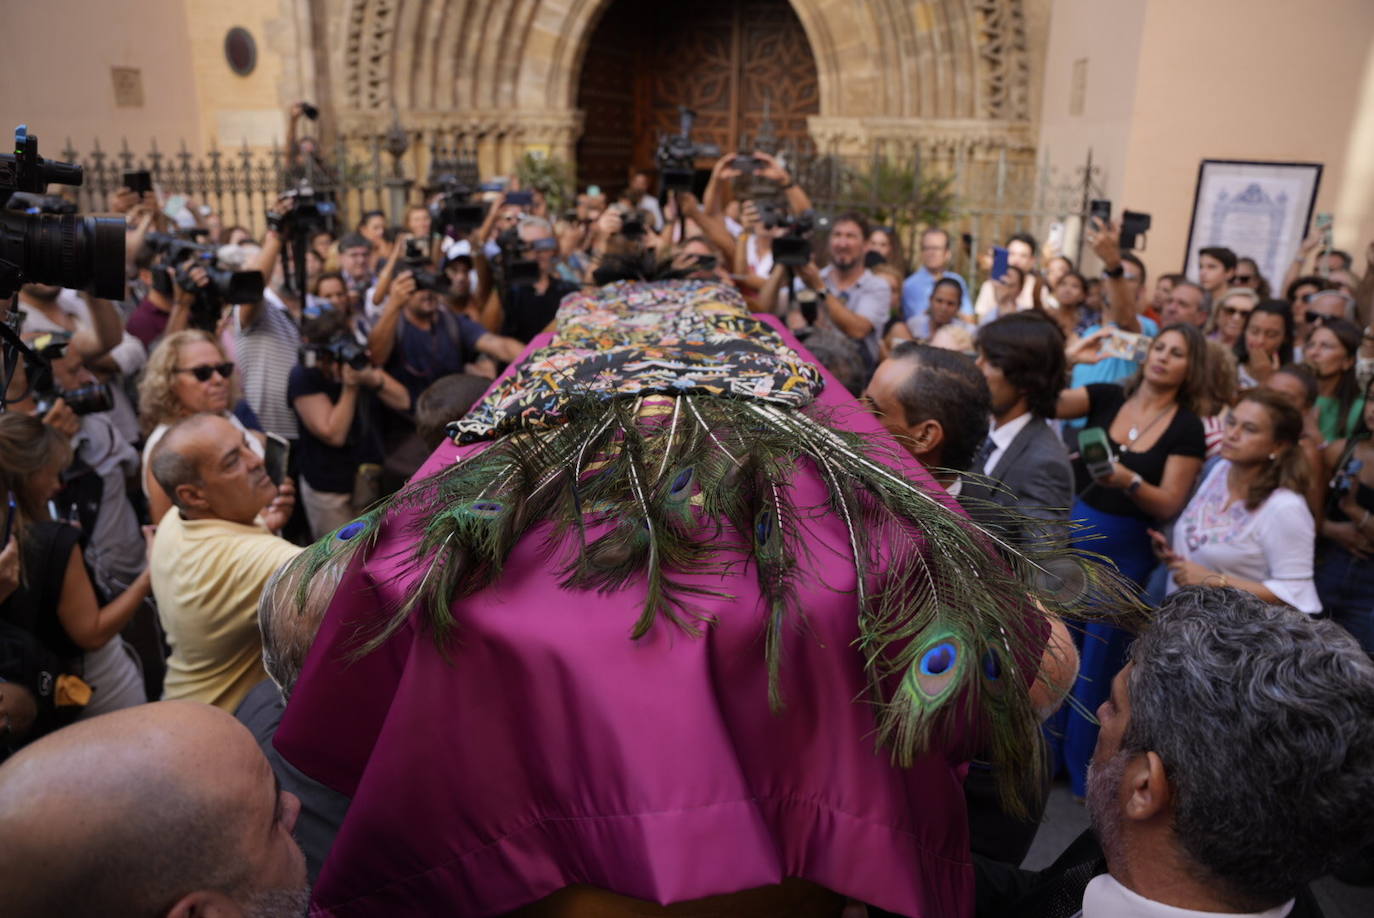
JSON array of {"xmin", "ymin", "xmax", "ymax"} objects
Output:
[
  {"xmin": 150, "ymin": 413, "xmax": 303, "ymax": 711},
  {"xmin": 0, "ymin": 701, "xmax": 307, "ymax": 917}
]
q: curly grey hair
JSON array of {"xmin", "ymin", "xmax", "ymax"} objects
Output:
[{"xmin": 1124, "ymin": 587, "xmax": 1374, "ymax": 907}]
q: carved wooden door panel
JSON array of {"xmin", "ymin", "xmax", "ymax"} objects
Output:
[{"xmin": 576, "ymin": 0, "xmax": 819, "ymax": 191}]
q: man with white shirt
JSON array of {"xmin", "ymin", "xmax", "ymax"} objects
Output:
[
  {"xmin": 976, "ymin": 587, "xmax": 1374, "ymax": 917},
  {"xmin": 961, "ymin": 312, "xmax": 1074, "ymax": 551}
]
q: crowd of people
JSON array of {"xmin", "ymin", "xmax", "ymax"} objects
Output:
[{"xmin": 1, "ymin": 135, "xmax": 1373, "ymax": 917}]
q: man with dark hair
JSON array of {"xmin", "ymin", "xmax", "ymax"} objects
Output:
[
  {"xmin": 963, "ymin": 312, "xmax": 1073, "ymax": 548},
  {"xmin": 1198, "ymin": 246, "xmax": 1238, "ymax": 304},
  {"xmin": 901, "ymin": 227, "xmax": 972, "ymax": 324},
  {"xmin": 0, "ymin": 700, "xmax": 309, "ymax": 917},
  {"xmin": 337, "ymin": 231, "xmax": 376, "ymax": 318},
  {"xmin": 795, "ymin": 211, "xmax": 892, "ymax": 366},
  {"xmin": 978, "ymin": 587, "xmax": 1374, "ymax": 917},
  {"xmin": 862, "ymin": 341, "xmax": 991, "ymax": 487}
]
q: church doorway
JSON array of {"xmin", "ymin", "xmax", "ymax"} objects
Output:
[{"xmin": 574, "ymin": 0, "xmax": 820, "ymax": 196}]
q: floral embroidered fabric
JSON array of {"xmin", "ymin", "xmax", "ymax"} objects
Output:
[{"xmin": 450, "ymin": 279, "xmax": 825, "ymax": 443}]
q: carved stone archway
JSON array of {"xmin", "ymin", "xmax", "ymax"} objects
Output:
[{"xmin": 321, "ymin": 0, "xmax": 1035, "ymax": 175}]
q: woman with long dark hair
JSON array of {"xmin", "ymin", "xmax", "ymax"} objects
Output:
[
  {"xmin": 1152, "ymin": 389, "xmax": 1317, "ymax": 612},
  {"xmin": 0, "ymin": 414, "xmax": 150, "ymax": 721},
  {"xmin": 1317, "ymin": 379, "xmax": 1374, "ymax": 652},
  {"xmin": 1053, "ymin": 322, "xmax": 1208, "ymax": 798},
  {"xmin": 1235, "ymin": 299, "xmax": 1295, "ymax": 388},
  {"xmin": 1306, "ymin": 317, "xmax": 1364, "ymax": 443}
]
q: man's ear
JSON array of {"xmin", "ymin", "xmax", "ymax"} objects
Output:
[
  {"xmin": 175, "ymin": 481, "xmax": 210, "ymax": 513},
  {"xmin": 1123, "ymin": 750, "xmax": 1171, "ymax": 822},
  {"xmin": 166, "ymin": 889, "xmax": 244, "ymax": 918},
  {"xmin": 905, "ymin": 417, "xmax": 945, "ymax": 461}
]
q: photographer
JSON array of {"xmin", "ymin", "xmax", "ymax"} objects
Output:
[
  {"xmin": 481, "ymin": 217, "xmax": 579, "ymax": 343},
  {"xmin": 368, "ymin": 266, "xmax": 523, "ymax": 403},
  {"xmin": 786, "ymin": 212, "xmax": 892, "ymax": 369},
  {"xmin": 291, "ymin": 310, "xmax": 409, "ymax": 539},
  {"xmin": 13, "ymin": 283, "xmax": 122, "ymax": 365}
]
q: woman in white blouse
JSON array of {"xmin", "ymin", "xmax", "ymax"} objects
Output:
[{"xmin": 1150, "ymin": 388, "xmax": 1320, "ymax": 613}]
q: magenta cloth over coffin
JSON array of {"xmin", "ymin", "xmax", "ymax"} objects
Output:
[{"xmin": 273, "ymin": 317, "xmax": 976, "ymax": 917}]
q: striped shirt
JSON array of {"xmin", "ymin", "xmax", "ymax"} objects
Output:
[{"xmin": 234, "ymin": 291, "xmax": 300, "ymax": 440}]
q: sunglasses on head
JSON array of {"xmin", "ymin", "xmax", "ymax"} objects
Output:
[{"xmin": 175, "ymin": 362, "xmax": 234, "ymax": 382}]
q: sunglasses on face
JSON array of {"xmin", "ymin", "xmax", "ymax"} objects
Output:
[
  {"xmin": 1309, "ymin": 313, "xmax": 1340, "ymax": 326},
  {"xmin": 1235, "ymin": 274, "xmax": 1255, "ymax": 283},
  {"xmin": 1220, "ymin": 305, "xmax": 1252, "ymax": 318},
  {"xmin": 175, "ymin": 362, "xmax": 234, "ymax": 382}
]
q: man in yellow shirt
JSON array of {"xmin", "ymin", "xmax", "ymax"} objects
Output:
[{"xmin": 149, "ymin": 414, "xmax": 302, "ymax": 712}]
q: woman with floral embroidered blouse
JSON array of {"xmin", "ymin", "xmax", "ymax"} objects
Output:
[{"xmin": 1151, "ymin": 388, "xmax": 1320, "ymax": 613}]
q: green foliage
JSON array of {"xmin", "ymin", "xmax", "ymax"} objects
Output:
[
  {"xmin": 841, "ymin": 157, "xmax": 957, "ymax": 232},
  {"xmin": 517, "ymin": 152, "xmax": 576, "ymax": 214}
]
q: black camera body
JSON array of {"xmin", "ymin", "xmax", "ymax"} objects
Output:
[
  {"xmin": 301, "ymin": 334, "xmax": 369, "ymax": 372},
  {"xmin": 655, "ymin": 107, "xmax": 720, "ymax": 194},
  {"xmin": 271, "ymin": 183, "xmax": 338, "ymax": 298},
  {"xmin": 1120, "ymin": 210, "xmax": 1152, "ymax": 251},
  {"xmin": 494, "ymin": 227, "xmax": 539, "ymax": 289},
  {"xmin": 35, "ymin": 380, "xmax": 114, "ymax": 417},
  {"xmin": 6, "ymin": 191, "xmax": 77, "ymax": 215},
  {"xmin": 0, "ymin": 125, "xmax": 125, "ymax": 301},
  {"xmin": 146, "ymin": 231, "xmax": 265, "ymax": 330},
  {"xmin": 769, "ymin": 208, "xmax": 817, "ymax": 268},
  {"xmin": 400, "ymin": 239, "xmax": 450, "ymax": 294}
]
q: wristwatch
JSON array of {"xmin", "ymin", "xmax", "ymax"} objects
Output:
[
  {"xmin": 1102, "ymin": 263, "xmax": 1125, "ymax": 279},
  {"xmin": 1126, "ymin": 472, "xmax": 1143, "ymax": 495}
]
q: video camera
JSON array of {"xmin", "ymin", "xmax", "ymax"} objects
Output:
[
  {"xmin": 269, "ymin": 182, "xmax": 338, "ymax": 298},
  {"xmin": 6, "ymin": 191, "xmax": 77, "ymax": 215},
  {"xmin": 655, "ymin": 107, "xmax": 720, "ymax": 194},
  {"xmin": 430, "ymin": 179, "xmax": 487, "ymax": 241},
  {"xmin": 25, "ymin": 332, "xmax": 114, "ymax": 416},
  {"xmin": 0, "ymin": 125, "xmax": 125, "ymax": 301},
  {"xmin": 767, "ymin": 207, "xmax": 817, "ymax": 268},
  {"xmin": 493, "ymin": 227, "xmax": 539, "ymax": 290},
  {"xmin": 300, "ymin": 334, "xmax": 369, "ymax": 372},
  {"xmin": 145, "ymin": 231, "xmax": 265, "ymax": 331},
  {"xmin": 399, "ymin": 238, "xmax": 450, "ymax": 294}
]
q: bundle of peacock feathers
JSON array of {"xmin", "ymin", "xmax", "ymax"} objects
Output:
[{"xmin": 264, "ymin": 276, "xmax": 1147, "ymax": 816}]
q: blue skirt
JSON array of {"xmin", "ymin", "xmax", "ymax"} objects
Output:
[{"xmin": 1047, "ymin": 498, "xmax": 1154, "ymax": 796}]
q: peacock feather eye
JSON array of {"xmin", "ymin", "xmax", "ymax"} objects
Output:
[
  {"xmin": 467, "ymin": 500, "xmax": 504, "ymax": 518},
  {"xmin": 981, "ymin": 648, "xmax": 1002, "ymax": 681},
  {"xmin": 754, "ymin": 510, "xmax": 775, "ymax": 546},
  {"xmin": 336, "ymin": 520, "xmax": 366, "ymax": 541},
  {"xmin": 901, "ymin": 633, "xmax": 966, "ymax": 704},
  {"xmin": 668, "ymin": 467, "xmax": 695, "ymax": 500}
]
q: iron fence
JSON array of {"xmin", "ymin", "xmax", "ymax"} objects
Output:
[{"xmin": 56, "ymin": 132, "xmax": 1103, "ymax": 292}]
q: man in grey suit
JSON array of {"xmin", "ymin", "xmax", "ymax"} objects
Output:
[{"xmin": 961, "ymin": 312, "xmax": 1075, "ymax": 550}]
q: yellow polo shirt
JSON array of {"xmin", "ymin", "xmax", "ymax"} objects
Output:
[{"xmin": 150, "ymin": 509, "xmax": 303, "ymax": 712}]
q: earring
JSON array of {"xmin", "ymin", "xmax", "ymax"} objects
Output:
[{"xmin": 1268, "ymin": 452, "xmax": 1277, "ymax": 460}]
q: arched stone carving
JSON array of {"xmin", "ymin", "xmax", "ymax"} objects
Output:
[{"xmin": 326, "ymin": 0, "xmax": 1036, "ymax": 168}]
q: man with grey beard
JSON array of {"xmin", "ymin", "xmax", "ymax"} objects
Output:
[{"xmin": 975, "ymin": 588, "xmax": 1374, "ymax": 917}]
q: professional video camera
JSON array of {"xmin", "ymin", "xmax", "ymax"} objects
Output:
[
  {"xmin": 655, "ymin": 107, "xmax": 720, "ymax": 194},
  {"xmin": 145, "ymin": 231, "xmax": 265, "ymax": 331},
  {"xmin": 767, "ymin": 208, "xmax": 817, "ymax": 268},
  {"xmin": 0, "ymin": 125, "xmax": 125, "ymax": 301},
  {"xmin": 300, "ymin": 334, "xmax": 369, "ymax": 372},
  {"xmin": 399, "ymin": 238, "xmax": 450, "ymax": 294},
  {"xmin": 270, "ymin": 182, "xmax": 339, "ymax": 298},
  {"xmin": 6, "ymin": 191, "xmax": 77, "ymax": 215},
  {"xmin": 492, "ymin": 226, "xmax": 539, "ymax": 290}
]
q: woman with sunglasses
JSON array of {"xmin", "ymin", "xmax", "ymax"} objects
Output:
[
  {"xmin": 1233, "ymin": 256, "xmax": 1271, "ymax": 299},
  {"xmin": 1235, "ymin": 299, "xmax": 1295, "ymax": 388},
  {"xmin": 1305, "ymin": 317, "xmax": 1364, "ymax": 443},
  {"xmin": 1205, "ymin": 287, "xmax": 1259, "ymax": 348},
  {"xmin": 137, "ymin": 330, "xmax": 266, "ymax": 524}
]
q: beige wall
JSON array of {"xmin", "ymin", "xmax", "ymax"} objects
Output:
[
  {"xmin": 1040, "ymin": 0, "xmax": 1374, "ymax": 281},
  {"xmin": 0, "ymin": 0, "xmax": 203, "ymax": 155}
]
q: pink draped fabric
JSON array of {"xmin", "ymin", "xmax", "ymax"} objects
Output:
[{"xmin": 273, "ymin": 318, "xmax": 976, "ymax": 917}]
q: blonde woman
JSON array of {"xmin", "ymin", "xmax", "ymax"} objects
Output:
[
  {"xmin": 137, "ymin": 330, "xmax": 269, "ymax": 524},
  {"xmin": 1206, "ymin": 287, "xmax": 1259, "ymax": 348}
]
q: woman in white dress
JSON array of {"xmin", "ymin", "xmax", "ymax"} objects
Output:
[{"xmin": 1151, "ymin": 388, "xmax": 1320, "ymax": 613}]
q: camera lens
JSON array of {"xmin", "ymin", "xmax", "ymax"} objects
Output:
[{"xmin": 1, "ymin": 210, "xmax": 126, "ymax": 300}]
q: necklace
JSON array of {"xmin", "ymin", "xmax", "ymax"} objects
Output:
[{"xmin": 1126, "ymin": 401, "xmax": 1174, "ymax": 448}]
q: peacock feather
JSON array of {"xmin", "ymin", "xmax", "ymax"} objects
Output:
[{"xmin": 261, "ymin": 279, "xmax": 1148, "ymax": 817}]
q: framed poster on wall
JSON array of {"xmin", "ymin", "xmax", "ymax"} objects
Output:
[{"xmin": 1182, "ymin": 160, "xmax": 1323, "ymax": 292}]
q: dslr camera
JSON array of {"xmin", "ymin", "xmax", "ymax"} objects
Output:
[
  {"xmin": 655, "ymin": 107, "xmax": 720, "ymax": 194},
  {"xmin": 270, "ymin": 182, "xmax": 339, "ymax": 297},
  {"xmin": 767, "ymin": 207, "xmax": 817, "ymax": 268},
  {"xmin": 24, "ymin": 331, "xmax": 115, "ymax": 417},
  {"xmin": 145, "ymin": 232, "xmax": 265, "ymax": 331},
  {"xmin": 300, "ymin": 334, "xmax": 369, "ymax": 372},
  {"xmin": 399, "ymin": 238, "xmax": 450, "ymax": 294},
  {"xmin": 493, "ymin": 227, "xmax": 539, "ymax": 289},
  {"xmin": 0, "ymin": 125, "xmax": 125, "ymax": 300}
]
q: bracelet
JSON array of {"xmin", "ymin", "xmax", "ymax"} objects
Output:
[{"xmin": 1202, "ymin": 573, "xmax": 1229, "ymax": 589}]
